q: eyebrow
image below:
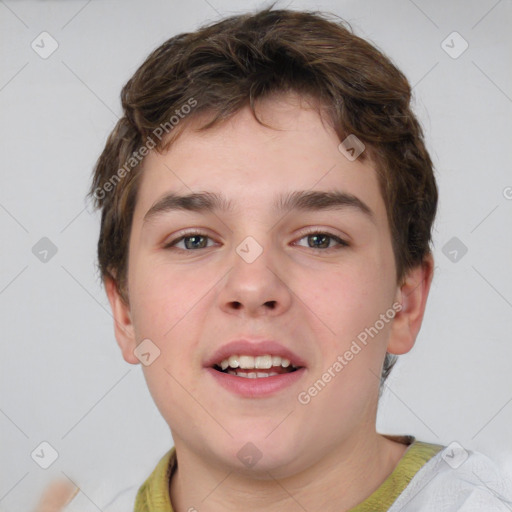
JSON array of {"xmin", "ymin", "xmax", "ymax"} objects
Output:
[{"xmin": 142, "ymin": 190, "xmax": 375, "ymax": 225}]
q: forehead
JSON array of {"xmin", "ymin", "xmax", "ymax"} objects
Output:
[{"xmin": 132, "ymin": 97, "xmax": 387, "ymax": 227}]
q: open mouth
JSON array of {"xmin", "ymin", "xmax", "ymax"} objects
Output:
[
  {"xmin": 206, "ymin": 353, "xmax": 306, "ymax": 396},
  {"xmin": 212, "ymin": 355, "xmax": 302, "ymax": 379},
  {"xmin": 213, "ymin": 365, "xmax": 299, "ymax": 378}
]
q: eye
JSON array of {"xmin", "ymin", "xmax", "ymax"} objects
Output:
[
  {"xmin": 294, "ymin": 230, "xmax": 349, "ymax": 251},
  {"xmin": 163, "ymin": 231, "xmax": 215, "ymax": 251}
]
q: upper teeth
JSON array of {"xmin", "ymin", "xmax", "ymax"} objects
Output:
[{"xmin": 219, "ymin": 355, "xmax": 296, "ymax": 370}]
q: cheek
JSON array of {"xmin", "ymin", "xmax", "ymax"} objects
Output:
[
  {"xmin": 129, "ymin": 260, "xmax": 210, "ymax": 377},
  {"xmin": 295, "ymin": 260, "xmax": 388, "ymax": 340},
  {"xmin": 296, "ymin": 263, "xmax": 395, "ymax": 397},
  {"xmin": 129, "ymin": 258, "xmax": 203, "ymax": 337}
]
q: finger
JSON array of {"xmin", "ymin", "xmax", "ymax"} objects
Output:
[{"xmin": 34, "ymin": 480, "xmax": 79, "ymax": 512}]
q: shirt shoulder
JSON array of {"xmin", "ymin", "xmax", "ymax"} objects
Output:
[{"xmin": 389, "ymin": 442, "xmax": 512, "ymax": 512}]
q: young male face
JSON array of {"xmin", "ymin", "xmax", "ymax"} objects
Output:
[{"xmin": 107, "ymin": 93, "xmax": 433, "ymax": 478}]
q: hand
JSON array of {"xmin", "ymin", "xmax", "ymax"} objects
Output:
[{"xmin": 33, "ymin": 479, "xmax": 79, "ymax": 512}]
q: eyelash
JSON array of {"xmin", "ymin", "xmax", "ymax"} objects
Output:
[{"xmin": 163, "ymin": 228, "xmax": 349, "ymax": 253}]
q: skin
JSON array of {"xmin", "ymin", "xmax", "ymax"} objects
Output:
[{"xmin": 36, "ymin": 94, "xmax": 433, "ymax": 511}]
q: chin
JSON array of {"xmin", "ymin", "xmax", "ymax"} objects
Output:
[{"xmin": 213, "ymin": 435, "xmax": 301, "ymax": 477}]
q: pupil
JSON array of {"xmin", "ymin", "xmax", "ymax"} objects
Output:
[
  {"xmin": 185, "ymin": 235, "xmax": 206, "ymax": 249},
  {"xmin": 310, "ymin": 234, "xmax": 328, "ymax": 248}
]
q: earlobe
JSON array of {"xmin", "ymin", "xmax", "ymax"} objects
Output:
[
  {"xmin": 387, "ymin": 254, "xmax": 435, "ymax": 355},
  {"xmin": 104, "ymin": 275, "xmax": 140, "ymax": 365}
]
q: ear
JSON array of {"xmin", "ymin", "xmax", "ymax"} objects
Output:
[
  {"xmin": 104, "ymin": 275, "xmax": 140, "ymax": 365},
  {"xmin": 387, "ymin": 253, "xmax": 435, "ymax": 355}
]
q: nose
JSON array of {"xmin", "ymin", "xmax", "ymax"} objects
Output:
[{"xmin": 217, "ymin": 239, "xmax": 293, "ymax": 318}]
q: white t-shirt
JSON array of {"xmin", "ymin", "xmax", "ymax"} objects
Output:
[{"xmin": 388, "ymin": 444, "xmax": 512, "ymax": 511}]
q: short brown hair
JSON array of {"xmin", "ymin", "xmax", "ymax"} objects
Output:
[{"xmin": 88, "ymin": 7, "xmax": 438, "ymax": 386}]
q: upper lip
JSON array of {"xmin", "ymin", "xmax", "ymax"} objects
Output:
[{"xmin": 204, "ymin": 339, "xmax": 307, "ymax": 368}]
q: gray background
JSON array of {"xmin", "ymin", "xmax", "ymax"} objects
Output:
[{"xmin": 1, "ymin": 0, "xmax": 511, "ymax": 510}]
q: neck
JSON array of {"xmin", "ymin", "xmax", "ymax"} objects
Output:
[{"xmin": 169, "ymin": 430, "xmax": 408, "ymax": 512}]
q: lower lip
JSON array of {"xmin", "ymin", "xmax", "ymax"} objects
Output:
[{"xmin": 205, "ymin": 367, "xmax": 307, "ymax": 398}]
